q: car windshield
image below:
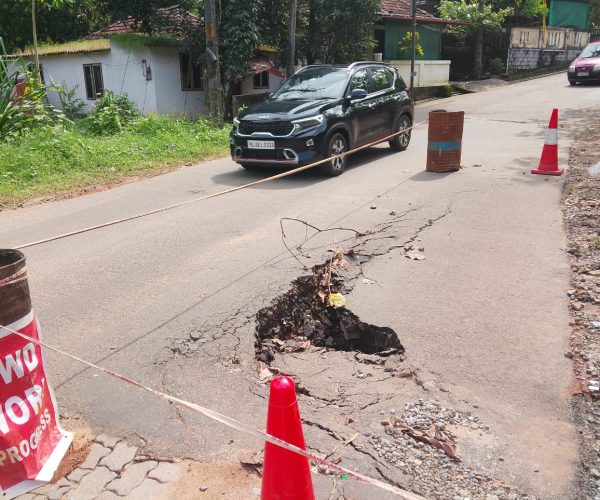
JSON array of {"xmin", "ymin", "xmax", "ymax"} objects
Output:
[
  {"xmin": 272, "ymin": 67, "xmax": 349, "ymax": 101},
  {"xmin": 580, "ymin": 43, "xmax": 600, "ymax": 58}
]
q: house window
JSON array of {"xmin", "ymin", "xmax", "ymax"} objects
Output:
[
  {"xmin": 180, "ymin": 53, "xmax": 203, "ymax": 90},
  {"xmin": 83, "ymin": 63, "xmax": 104, "ymax": 100},
  {"xmin": 253, "ymin": 71, "xmax": 269, "ymax": 89}
]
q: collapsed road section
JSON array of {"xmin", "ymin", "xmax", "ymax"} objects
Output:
[{"xmin": 255, "ymin": 250, "xmax": 404, "ymax": 364}]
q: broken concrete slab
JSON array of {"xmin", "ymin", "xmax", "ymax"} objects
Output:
[
  {"xmin": 127, "ymin": 478, "xmax": 172, "ymax": 499},
  {"xmin": 99, "ymin": 441, "xmax": 138, "ymax": 472},
  {"xmin": 65, "ymin": 466, "xmax": 117, "ymax": 500},
  {"xmin": 147, "ymin": 461, "xmax": 184, "ymax": 483},
  {"xmin": 106, "ymin": 460, "xmax": 158, "ymax": 496},
  {"xmin": 95, "ymin": 433, "xmax": 121, "ymax": 448},
  {"xmin": 79, "ymin": 442, "xmax": 111, "ymax": 470}
]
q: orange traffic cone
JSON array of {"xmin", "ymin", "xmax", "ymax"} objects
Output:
[
  {"xmin": 261, "ymin": 376, "xmax": 315, "ymax": 500},
  {"xmin": 532, "ymin": 108, "xmax": 564, "ymax": 176}
]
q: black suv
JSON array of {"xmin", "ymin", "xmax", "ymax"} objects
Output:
[{"xmin": 230, "ymin": 62, "xmax": 413, "ymax": 176}]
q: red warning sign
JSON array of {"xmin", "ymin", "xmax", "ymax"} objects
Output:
[{"xmin": 0, "ymin": 313, "xmax": 72, "ymax": 498}]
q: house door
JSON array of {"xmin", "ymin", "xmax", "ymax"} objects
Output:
[{"xmin": 375, "ymin": 28, "xmax": 386, "ymax": 59}]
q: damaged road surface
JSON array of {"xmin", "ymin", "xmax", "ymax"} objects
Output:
[
  {"xmin": 255, "ymin": 249, "xmax": 404, "ymax": 364},
  {"xmin": 0, "ymin": 73, "xmax": 596, "ymax": 499}
]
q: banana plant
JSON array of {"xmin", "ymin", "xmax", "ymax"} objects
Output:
[{"xmin": 0, "ymin": 36, "xmax": 63, "ymax": 140}]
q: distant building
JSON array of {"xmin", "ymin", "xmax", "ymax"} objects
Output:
[
  {"xmin": 10, "ymin": 6, "xmax": 285, "ymax": 118},
  {"xmin": 506, "ymin": 0, "xmax": 591, "ymax": 74},
  {"xmin": 374, "ymin": 0, "xmax": 463, "ymax": 88}
]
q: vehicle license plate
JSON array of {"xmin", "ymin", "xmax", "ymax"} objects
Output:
[
  {"xmin": 577, "ymin": 72, "xmax": 590, "ymax": 77},
  {"xmin": 248, "ymin": 140, "xmax": 275, "ymax": 149}
]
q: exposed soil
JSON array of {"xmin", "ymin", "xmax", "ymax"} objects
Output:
[
  {"xmin": 51, "ymin": 428, "xmax": 92, "ymax": 482},
  {"xmin": 255, "ymin": 253, "xmax": 404, "ymax": 364},
  {"xmin": 170, "ymin": 461, "xmax": 260, "ymax": 500},
  {"xmin": 562, "ymin": 116, "xmax": 600, "ymax": 499}
]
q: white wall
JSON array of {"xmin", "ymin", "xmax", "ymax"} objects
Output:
[
  {"xmin": 39, "ymin": 42, "xmax": 158, "ymax": 115},
  {"xmin": 240, "ymin": 71, "xmax": 284, "ymax": 95},
  {"xmin": 509, "ymin": 27, "xmax": 590, "ymax": 50},
  {"xmin": 388, "ymin": 60, "xmax": 450, "ymax": 87},
  {"xmin": 150, "ymin": 46, "xmax": 207, "ymax": 119},
  {"xmin": 37, "ymin": 40, "xmax": 207, "ymax": 118}
]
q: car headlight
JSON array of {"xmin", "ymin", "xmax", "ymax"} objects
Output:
[
  {"xmin": 569, "ymin": 65, "xmax": 576, "ymax": 72},
  {"xmin": 291, "ymin": 114, "xmax": 324, "ymax": 135},
  {"xmin": 233, "ymin": 117, "xmax": 240, "ymax": 128},
  {"xmin": 594, "ymin": 64, "xmax": 600, "ymax": 72}
]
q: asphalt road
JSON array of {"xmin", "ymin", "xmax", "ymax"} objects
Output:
[{"xmin": 1, "ymin": 73, "xmax": 598, "ymax": 498}]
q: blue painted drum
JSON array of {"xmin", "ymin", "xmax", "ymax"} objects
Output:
[
  {"xmin": 426, "ymin": 110, "xmax": 465, "ymax": 173},
  {"xmin": 428, "ymin": 140, "xmax": 462, "ymax": 152}
]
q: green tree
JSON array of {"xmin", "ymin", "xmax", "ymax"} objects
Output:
[
  {"xmin": 439, "ymin": 0, "xmax": 548, "ymax": 79},
  {"xmin": 301, "ymin": 0, "xmax": 379, "ymax": 64},
  {"xmin": 590, "ymin": 0, "xmax": 600, "ymax": 28},
  {"xmin": 219, "ymin": 0, "xmax": 262, "ymax": 116},
  {"xmin": 0, "ymin": 0, "xmax": 105, "ymax": 53},
  {"xmin": 258, "ymin": 0, "xmax": 290, "ymax": 66}
]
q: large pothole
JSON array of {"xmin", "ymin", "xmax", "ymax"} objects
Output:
[{"xmin": 255, "ymin": 254, "xmax": 404, "ymax": 364}]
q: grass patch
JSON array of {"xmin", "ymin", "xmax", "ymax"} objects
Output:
[
  {"xmin": 12, "ymin": 39, "xmax": 111, "ymax": 57},
  {"xmin": 593, "ymin": 236, "xmax": 600, "ymax": 250},
  {"xmin": 0, "ymin": 116, "xmax": 230, "ymax": 205}
]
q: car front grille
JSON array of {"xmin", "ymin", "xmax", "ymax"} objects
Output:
[
  {"xmin": 238, "ymin": 120, "xmax": 294, "ymax": 136},
  {"xmin": 239, "ymin": 148, "xmax": 288, "ymax": 160}
]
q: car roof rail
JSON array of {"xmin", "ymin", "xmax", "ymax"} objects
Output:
[
  {"xmin": 347, "ymin": 61, "xmax": 391, "ymax": 70},
  {"xmin": 294, "ymin": 61, "xmax": 390, "ymax": 74}
]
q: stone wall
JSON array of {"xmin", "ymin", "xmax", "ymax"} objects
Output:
[
  {"xmin": 507, "ymin": 26, "xmax": 589, "ymax": 74},
  {"xmin": 507, "ymin": 48, "xmax": 582, "ymax": 73}
]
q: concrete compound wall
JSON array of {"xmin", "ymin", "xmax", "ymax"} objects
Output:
[
  {"xmin": 36, "ymin": 40, "xmax": 206, "ymax": 118},
  {"xmin": 388, "ymin": 60, "xmax": 450, "ymax": 87},
  {"xmin": 507, "ymin": 26, "xmax": 590, "ymax": 74}
]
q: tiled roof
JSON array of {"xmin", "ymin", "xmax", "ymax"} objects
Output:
[
  {"xmin": 249, "ymin": 58, "xmax": 286, "ymax": 78},
  {"xmin": 89, "ymin": 5, "xmax": 200, "ymax": 39},
  {"xmin": 380, "ymin": 0, "xmax": 435, "ymax": 20},
  {"xmin": 379, "ymin": 0, "xmax": 464, "ymax": 24}
]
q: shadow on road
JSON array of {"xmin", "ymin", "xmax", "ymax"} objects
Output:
[
  {"xmin": 409, "ymin": 171, "xmax": 455, "ymax": 182},
  {"xmin": 210, "ymin": 146, "xmax": 398, "ymax": 191}
]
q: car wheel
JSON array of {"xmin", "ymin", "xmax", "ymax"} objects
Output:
[
  {"xmin": 389, "ymin": 114, "xmax": 412, "ymax": 151},
  {"xmin": 321, "ymin": 132, "xmax": 348, "ymax": 176},
  {"xmin": 569, "ymin": 80, "xmax": 577, "ymax": 86}
]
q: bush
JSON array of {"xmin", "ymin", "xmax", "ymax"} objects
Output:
[
  {"xmin": 0, "ymin": 57, "xmax": 66, "ymax": 141},
  {"xmin": 487, "ymin": 58, "xmax": 505, "ymax": 76},
  {"xmin": 83, "ymin": 90, "xmax": 140, "ymax": 135},
  {"xmin": 58, "ymin": 85, "xmax": 86, "ymax": 120}
]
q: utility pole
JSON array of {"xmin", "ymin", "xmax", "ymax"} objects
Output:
[
  {"xmin": 410, "ymin": 0, "xmax": 417, "ymax": 93},
  {"xmin": 474, "ymin": 0, "xmax": 484, "ymax": 79},
  {"xmin": 204, "ymin": 0, "xmax": 223, "ymax": 125},
  {"xmin": 287, "ymin": 0, "xmax": 297, "ymax": 77},
  {"xmin": 31, "ymin": 0, "xmax": 41, "ymax": 78}
]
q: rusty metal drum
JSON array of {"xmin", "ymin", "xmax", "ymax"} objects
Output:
[
  {"xmin": 426, "ymin": 110, "xmax": 465, "ymax": 173},
  {"xmin": 0, "ymin": 249, "xmax": 31, "ymax": 326}
]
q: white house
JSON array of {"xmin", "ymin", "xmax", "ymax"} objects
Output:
[{"xmin": 14, "ymin": 6, "xmax": 285, "ymax": 119}]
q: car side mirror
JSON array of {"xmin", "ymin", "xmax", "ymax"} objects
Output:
[{"xmin": 350, "ymin": 88, "xmax": 368, "ymax": 100}]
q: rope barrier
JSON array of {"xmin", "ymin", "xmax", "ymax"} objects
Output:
[
  {"xmin": 0, "ymin": 267, "xmax": 28, "ymax": 288},
  {"xmin": 0, "ymin": 322, "xmax": 425, "ymax": 499},
  {"xmin": 14, "ymin": 120, "xmax": 427, "ymax": 250}
]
